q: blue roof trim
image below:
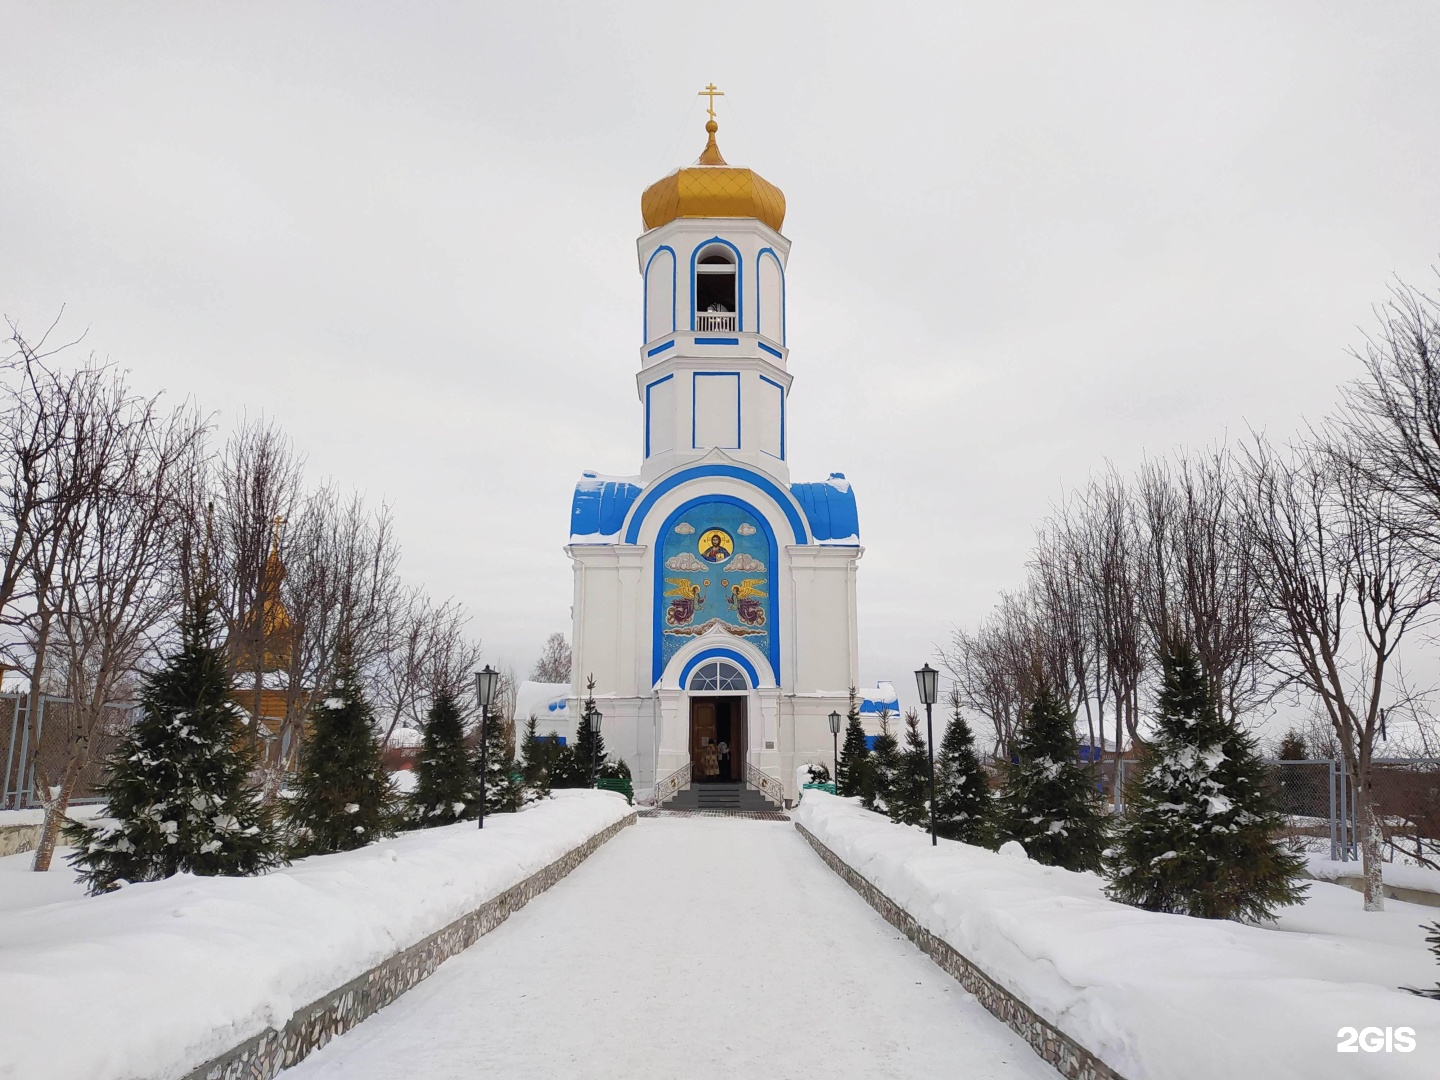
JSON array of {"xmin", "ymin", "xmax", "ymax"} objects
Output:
[
  {"xmin": 859, "ymin": 697, "xmax": 900, "ymax": 716},
  {"xmin": 790, "ymin": 473, "xmax": 860, "ymax": 543},
  {"xmin": 570, "ymin": 476, "xmax": 643, "ymax": 542},
  {"xmin": 623, "ymin": 464, "xmax": 809, "ymax": 546}
]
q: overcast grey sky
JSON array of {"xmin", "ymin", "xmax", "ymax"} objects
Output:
[{"xmin": 4, "ymin": 3, "xmax": 1439, "ymax": 710}]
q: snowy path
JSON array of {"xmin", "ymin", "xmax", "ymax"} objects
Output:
[{"xmin": 286, "ymin": 816, "xmax": 1053, "ymax": 1080}]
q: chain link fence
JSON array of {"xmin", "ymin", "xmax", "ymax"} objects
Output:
[
  {"xmin": 2, "ymin": 693, "xmax": 135, "ymax": 811},
  {"xmin": 1106, "ymin": 754, "xmax": 1440, "ymax": 868}
]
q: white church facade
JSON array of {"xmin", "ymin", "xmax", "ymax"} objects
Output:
[{"xmin": 565, "ymin": 108, "xmax": 863, "ymax": 807}]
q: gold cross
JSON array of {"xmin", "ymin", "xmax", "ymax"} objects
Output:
[{"xmin": 698, "ymin": 82, "xmax": 724, "ymax": 122}]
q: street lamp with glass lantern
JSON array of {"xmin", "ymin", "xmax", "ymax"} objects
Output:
[
  {"xmin": 915, "ymin": 663, "xmax": 940, "ymax": 846},
  {"xmin": 586, "ymin": 704, "xmax": 604, "ymax": 787},
  {"xmin": 828, "ymin": 710, "xmax": 842, "ymax": 793},
  {"xmin": 474, "ymin": 665, "xmax": 499, "ymax": 829}
]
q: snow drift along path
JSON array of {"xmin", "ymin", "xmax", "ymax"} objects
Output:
[
  {"xmin": 285, "ymin": 815, "xmax": 1054, "ymax": 1080},
  {"xmin": 0, "ymin": 791, "xmax": 633, "ymax": 1080},
  {"xmin": 795, "ymin": 792, "xmax": 1440, "ymax": 1080}
]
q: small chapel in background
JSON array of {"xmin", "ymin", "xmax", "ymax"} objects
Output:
[
  {"xmin": 228, "ymin": 519, "xmax": 311, "ymax": 772},
  {"xmin": 565, "ymin": 90, "xmax": 865, "ymax": 808}
]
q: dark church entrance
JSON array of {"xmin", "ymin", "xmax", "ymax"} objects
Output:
[{"xmin": 689, "ymin": 697, "xmax": 745, "ymax": 782}]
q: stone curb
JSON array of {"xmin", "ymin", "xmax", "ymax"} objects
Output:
[
  {"xmin": 184, "ymin": 810, "xmax": 638, "ymax": 1080},
  {"xmin": 794, "ymin": 821, "xmax": 1128, "ymax": 1080}
]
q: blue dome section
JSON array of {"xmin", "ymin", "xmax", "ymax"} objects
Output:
[
  {"xmin": 570, "ymin": 474, "xmax": 642, "ymax": 544},
  {"xmin": 790, "ymin": 473, "xmax": 860, "ymax": 543}
]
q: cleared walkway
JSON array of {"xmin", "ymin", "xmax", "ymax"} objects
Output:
[{"xmin": 287, "ymin": 816, "xmax": 1054, "ymax": 1080}]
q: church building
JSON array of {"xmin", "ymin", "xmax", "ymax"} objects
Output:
[{"xmin": 567, "ymin": 94, "xmax": 862, "ymax": 808}]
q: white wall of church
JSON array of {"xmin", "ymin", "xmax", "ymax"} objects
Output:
[{"xmin": 636, "ymin": 220, "xmax": 790, "ymax": 343}]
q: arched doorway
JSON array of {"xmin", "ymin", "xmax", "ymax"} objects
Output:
[{"xmin": 687, "ymin": 660, "xmax": 747, "ymax": 783}]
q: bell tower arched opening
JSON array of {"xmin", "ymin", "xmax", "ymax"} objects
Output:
[{"xmin": 694, "ymin": 245, "xmax": 737, "ymax": 331}]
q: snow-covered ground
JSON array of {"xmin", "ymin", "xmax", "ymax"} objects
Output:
[
  {"xmin": 284, "ymin": 815, "xmax": 1054, "ymax": 1080},
  {"xmin": 794, "ymin": 792, "xmax": 1440, "ymax": 1080},
  {"xmin": 0, "ymin": 790, "xmax": 632, "ymax": 1080}
]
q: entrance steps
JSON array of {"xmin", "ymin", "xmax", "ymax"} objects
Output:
[{"xmin": 661, "ymin": 781, "xmax": 780, "ymax": 813}]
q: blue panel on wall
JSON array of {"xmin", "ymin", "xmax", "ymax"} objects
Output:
[
  {"xmin": 654, "ymin": 497, "xmax": 778, "ymax": 685},
  {"xmin": 790, "ymin": 474, "xmax": 861, "ymax": 542},
  {"xmin": 570, "ymin": 475, "xmax": 643, "ymax": 542}
]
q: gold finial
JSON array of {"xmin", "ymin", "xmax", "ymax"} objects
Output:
[
  {"xmin": 696, "ymin": 82, "xmax": 727, "ymax": 166},
  {"xmin": 270, "ymin": 515, "xmax": 286, "ymax": 555},
  {"xmin": 698, "ymin": 82, "xmax": 724, "ymax": 122}
]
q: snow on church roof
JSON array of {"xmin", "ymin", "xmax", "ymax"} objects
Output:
[
  {"xmin": 859, "ymin": 681, "xmax": 901, "ymax": 717},
  {"xmin": 569, "ymin": 473, "xmax": 642, "ymax": 544},
  {"xmin": 515, "ymin": 681, "xmax": 572, "ymax": 723},
  {"xmin": 569, "ymin": 470, "xmax": 860, "ymax": 545},
  {"xmin": 789, "ymin": 473, "xmax": 860, "ymax": 545}
]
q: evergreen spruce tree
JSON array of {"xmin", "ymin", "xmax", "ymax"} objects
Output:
[
  {"xmin": 997, "ymin": 685, "xmax": 1108, "ymax": 871},
  {"xmin": 1106, "ymin": 640, "xmax": 1307, "ymax": 921},
  {"xmin": 934, "ymin": 691, "xmax": 992, "ymax": 845},
  {"xmin": 67, "ymin": 597, "xmax": 283, "ymax": 895},
  {"xmin": 573, "ymin": 673, "xmax": 607, "ymax": 785},
  {"xmin": 890, "ymin": 709, "xmax": 931, "ymax": 827},
  {"xmin": 519, "ymin": 714, "xmax": 552, "ymax": 800},
  {"xmin": 285, "ymin": 646, "xmax": 395, "ymax": 856},
  {"xmin": 861, "ymin": 710, "xmax": 901, "ymax": 814},
  {"xmin": 408, "ymin": 688, "xmax": 479, "ymax": 826},
  {"xmin": 1404, "ymin": 922, "xmax": 1440, "ymax": 999},
  {"xmin": 480, "ymin": 710, "xmax": 523, "ymax": 814},
  {"xmin": 836, "ymin": 687, "xmax": 869, "ymax": 798}
]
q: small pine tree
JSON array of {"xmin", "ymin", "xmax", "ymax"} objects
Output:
[
  {"xmin": 519, "ymin": 715, "xmax": 552, "ymax": 800},
  {"xmin": 1106, "ymin": 640, "xmax": 1307, "ymax": 921},
  {"xmin": 546, "ymin": 737, "xmax": 587, "ymax": 789},
  {"xmin": 836, "ymin": 688, "xmax": 869, "ymax": 798},
  {"xmin": 67, "ymin": 598, "xmax": 283, "ymax": 894},
  {"xmin": 890, "ymin": 709, "xmax": 931, "ymax": 827},
  {"xmin": 573, "ymin": 674, "xmax": 606, "ymax": 784},
  {"xmin": 480, "ymin": 710, "xmax": 523, "ymax": 815},
  {"xmin": 862, "ymin": 710, "xmax": 901, "ymax": 814},
  {"xmin": 997, "ymin": 685, "xmax": 1108, "ymax": 871},
  {"xmin": 934, "ymin": 692, "xmax": 992, "ymax": 845},
  {"xmin": 1276, "ymin": 729, "xmax": 1307, "ymax": 761},
  {"xmin": 1405, "ymin": 922, "xmax": 1440, "ymax": 999},
  {"xmin": 286, "ymin": 647, "xmax": 395, "ymax": 856},
  {"xmin": 409, "ymin": 688, "xmax": 479, "ymax": 826}
]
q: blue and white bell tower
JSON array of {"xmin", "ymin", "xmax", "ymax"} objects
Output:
[{"xmin": 566, "ymin": 97, "xmax": 863, "ymax": 807}]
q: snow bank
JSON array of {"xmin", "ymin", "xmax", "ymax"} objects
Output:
[
  {"xmin": 794, "ymin": 793, "xmax": 1440, "ymax": 1080},
  {"xmin": 1308, "ymin": 854, "xmax": 1440, "ymax": 898},
  {"xmin": 0, "ymin": 790, "xmax": 631, "ymax": 1080}
]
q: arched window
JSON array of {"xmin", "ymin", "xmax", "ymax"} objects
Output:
[
  {"xmin": 694, "ymin": 248, "xmax": 737, "ymax": 332},
  {"xmin": 689, "ymin": 660, "xmax": 747, "ymax": 692}
]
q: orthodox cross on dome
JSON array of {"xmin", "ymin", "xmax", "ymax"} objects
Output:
[{"xmin": 698, "ymin": 82, "xmax": 724, "ymax": 122}]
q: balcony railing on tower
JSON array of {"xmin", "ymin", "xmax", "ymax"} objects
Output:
[{"xmin": 695, "ymin": 312, "xmax": 737, "ymax": 333}]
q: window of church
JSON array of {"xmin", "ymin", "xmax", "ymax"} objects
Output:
[
  {"xmin": 695, "ymin": 250, "xmax": 736, "ymax": 331},
  {"xmin": 689, "ymin": 661, "xmax": 747, "ymax": 692}
]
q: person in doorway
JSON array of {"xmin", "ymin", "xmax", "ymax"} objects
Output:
[{"xmin": 717, "ymin": 738, "xmax": 730, "ymax": 779}]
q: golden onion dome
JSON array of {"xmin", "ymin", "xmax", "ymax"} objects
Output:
[{"xmin": 641, "ymin": 120, "xmax": 786, "ymax": 234}]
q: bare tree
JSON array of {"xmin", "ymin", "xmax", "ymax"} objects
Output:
[
  {"xmin": 1136, "ymin": 450, "xmax": 1269, "ymax": 725},
  {"xmin": 530, "ymin": 631, "xmax": 572, "ymax": 684},
  {"xmin": 374, "ymin": 588, "xmax": 482, "ymax": 749},
  {"xmin": 1242, "ymin": 435, "xmax": 1433, "ymax": 910},
  {"xmin": 1336, "ymin": 274, "xmax": 1440, "ymax": 557},
  {"xmin": 23, "ymin": 369, "xmax": 204, "ymax": 870}
]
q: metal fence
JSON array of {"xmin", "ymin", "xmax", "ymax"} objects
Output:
[
  {"xmin": 1107, "ymin": 755, "xmax": 1440, "ymax": 867},
  {"xmin": 2, "ymin": 693, "xmax": 135, "ymax": 811}
]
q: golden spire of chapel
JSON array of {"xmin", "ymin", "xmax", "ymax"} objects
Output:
[{"xmin": 638, "ymin": 85, "xmax": 786, "ymax": 233}]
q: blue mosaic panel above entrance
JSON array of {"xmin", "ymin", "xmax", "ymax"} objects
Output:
[{"xmin": 658, "ymin": 499, "xmax": 774, "ymax": 678}]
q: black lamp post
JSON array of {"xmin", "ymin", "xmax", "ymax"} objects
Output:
[
  {"xmin": 586, "ymin": 703, "xmax": 604, "ymax": 787},
  {"xmin": 915, "ymin": 663, "xmax": 939, "ymax": 846},
  {"xmin": 474, "ymin": 665, "xmax": 499, "ymax": 829},
  {"xmin": 828, "ymin": 710, "xmax": 842, "ymax": 792}
]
